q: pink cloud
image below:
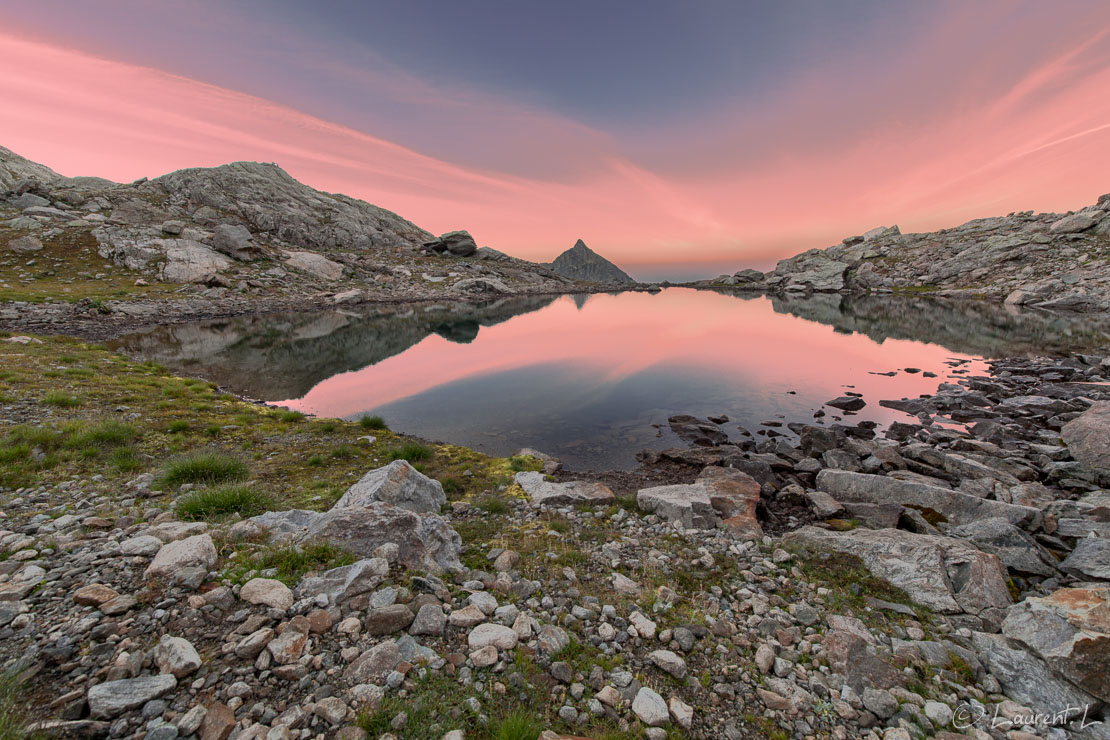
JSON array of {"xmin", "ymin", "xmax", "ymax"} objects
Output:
[{"xmin": 2, "ymin": 17, "xmax": 1109, "ymax": 278}]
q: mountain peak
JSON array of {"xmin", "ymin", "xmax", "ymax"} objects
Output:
[{"xmin": 549, "ymin": 239, "xmax": 635, "ymax": 284}]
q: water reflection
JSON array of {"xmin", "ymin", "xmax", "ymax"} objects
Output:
[{"xmin": 112, "ymin": 289, "xmax": 1108, "ymax": 470}]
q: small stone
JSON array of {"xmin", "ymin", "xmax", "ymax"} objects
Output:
[
  {"xmin": 648, "ymin": 649, "xmax": 686, "ymax": 679},
  {"xmin": 153, "ymin": 635, "xmax": 202, "ymax": 678},
  {"xmin": 631, "ymin": 687, "xmax": 669, "ymax": 727},
  {"xmin": 240, "ymin": 578, "xmax": 294, "ymax": 611},
  {"xmin": 467, "ymin": 623, "xmax": 518, "ymax": 651},
  {"xmin": 73, "ymin": 583, "xmax": 119, "ymax": 606}
]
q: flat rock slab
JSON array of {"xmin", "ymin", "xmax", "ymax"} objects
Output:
[
  {"xmin": 816, "ymin": 469, "xmax": 1039, "ymax": 528},
  {"xmin": 514, "ymin": 472, "xmax": 614, "ymax": 506},
  {"xmin": 783, "ymin": 526, "xmax": 1012, "ymax": 615},
  {"xmin": 87, "ymin": 674, "xmax": 177, "ymax": 718}
]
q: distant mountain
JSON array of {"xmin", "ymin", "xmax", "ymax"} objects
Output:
[{"xmin": 548, "ymin": 239, "xmax": 635, "ymax": 284}]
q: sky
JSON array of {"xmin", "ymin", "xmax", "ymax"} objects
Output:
[{"xmin": 2, "ymin": 1, "xmax": 1110, "ymax": 281}]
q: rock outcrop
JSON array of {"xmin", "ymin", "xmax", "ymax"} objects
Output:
[
  {"xmin": 547, "ymin": 239, "xmax": 635, "ymax": 285},
  {"xmin": 760, "ymin": 195, "xmax": 1110, "ymax": 311}
]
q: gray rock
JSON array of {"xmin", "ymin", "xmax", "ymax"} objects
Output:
[
  {"xmin": 423, "ymin": 230, "xmax": 478, "ymax": 257},
  {"xmin": 283, "ymin": 251, "xmax": 345, "ymax": 281},
  {"xmin": 239, "ymin": 578, "xmax": 294, "ymax": 611},
  {"xmin": 145, "ymin": 534, "xmax": 217, "ymax": 580},
  {"xmin": 87, "ymin": 675, "xmax": 177, "ymax": 719},
  {"xmin": 409, "ymin": 603, "xmax": 446, "ymax": 636},
  {"xmin": 631, "ymin": 687, "xmax": 670, "ymax": 726},
  {"xmin": 783, "ymin": 526, "xmax": 1012, "ymax": 614},
  {"xmin": 364, "ymin": 604, "xmax": 415, "ymax": 635},
  {"xmin": 302, "ymin": 503, "xmax": 462, "ymax": 574},
  {"xmin": 1001, "ymin": 587, "xmax": 1110, "ymax": 702},
  {"xmin": 972, "ymin": 631, "xmax": 1104, "ymax": 717},
  {"xmin": 7, "ymin": 235, "xmax": 43, "ymax": 253},
  {"xmin": 153, "ymin": 635, "xmax": 201, "ymax": 678},
  {"xmin": 860, "ymin": 687, "xmax": 898, "ymax": 719},
  {"xmin": 344, "ymin": 640, "xmax": 401, "ymax": 683},
  {"xmin": 295, "ymin": 557, "xmax": 390, "ymax": 605},
  {"xmin": 1060, "ymin": 538, "xmax": 1110, "ymax": 581},
  {"xmin": 1050, "ymin": 213, "xmax": 1098, "ymax": 233},
  {"xmin": 636, "ymin": 484, "xmax": 719, "ymax": 529},
  {"xmin": 1063, "ymin": 403, "xmax": 1110, "ymax": 472},
  {"xmin": 950, "ymin": 517, "xmax": 1057, "ymax": 577},
  {"xmin": 648, "ymin": 649, "xmax": 687, "ymax": 679},
  {"xmin": 816, "ymin": 469, "xmax": 1039, "ymax": 527},
  {"xmin": 514, "ymin": 472, "xmax": 615, "ymax": 507},
  {"xmin": 211, "ymin": 224, "xmax": 259, "ymax": 261},
  {"xmin": 336, "ymin": 460, "xmax": 445, "ymax": 514},
  {"xmin": 453, "ymin": 277, "xmax": 511, "ymax": 294}
]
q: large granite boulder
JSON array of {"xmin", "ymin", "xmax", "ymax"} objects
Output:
[
  {"xmin": 637, "ymin": 484, "xmax": 719, "ymax": 530},
  {"xmin": 211, "ymin": 223, "xmax": 261, "ymax": 261},
  {"xmin": 783, "ymin": 526, "xmax": 1012, "ymax": 614},
  {"xmin": 283, "ymin": 251, "xmax": 345, "ymax": 281},
  {"xmin": 816, "ymin": 469, "xmax": 1040, "ymax": 528},
  {"xmin": 336, "ymin": 460, "xmax": 445, "ymax": 514},
  {"xmin": 1001, "ymin": 587, "xmax": 1110, "ymax": 703},
  {"xmin": 697, "ymin": 466, "xmax": 762, "ymax": 539},
  {"xmin": 423, "ymin": 230, "xmax": 478, "ymax": 257}
]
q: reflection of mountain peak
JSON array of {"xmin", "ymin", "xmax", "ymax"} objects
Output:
[
  {"xmin": 433, "ymin": 319, "xmax": 480, "ymax": 344},
  {"xmin": 110, "ymin": 295, "xmax": 558, "ymax": 399},
  {"xmin": 572, "ymin": 293, "xmax": 591, "ymax": 310}
]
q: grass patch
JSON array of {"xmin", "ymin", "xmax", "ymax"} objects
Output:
[
  {"xmin": 508, "ymin": 454, "xmax": 543, "ymax": 473},
  {"xmin": 389, "ymin": 442, "xmax": 433, "ymax": 463},
  {"xmin": 474, "ymin": 495, "xmax": 510, "ymax": 515},
  {"xmin": 43, "ymin": 391, "xmax": 80, "ymax": 407},
  {"xmin": 0, "ymin": 666, "xmax": 42, "ymax": 740},
  {"xmin": 159, "ymin": 451, "xmax": 249, "ymax": 486},
  {"xmin": 359, "ymin": 415, "xmax": 387, "ymax": 430},
  {"xmin": 226, "ymin": 541, "xmax": 356, "ymax": 586},
  {"xmin": 307, "ymin": 454, "xmax": 325, "ymax": 467},
  {"xmin": 177, "ymin": 485, "xmax": 274, "ymax": 521},
  {"xmin": 62, "ymin": 420, "xmax": 139, "ymax": 449},
  {"xmin": 166, "ymin": 420, "xmax": 190, "ymax": 434},
  {"xmin": 277, "ymin": 409, "xmax": 305, "ymax": 423},
  {"xmin": 109, "ymin": 447, "xmax": 144, "ymax": 474}
]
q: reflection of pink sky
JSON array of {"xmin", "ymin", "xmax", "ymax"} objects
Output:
[
  {"xmin": 279, "ymin": 290, "xmax": 975, "ymax": 418},
  {"xmin": 4, "ymin": 21, "xmax": 1110, "ymax": 275}
]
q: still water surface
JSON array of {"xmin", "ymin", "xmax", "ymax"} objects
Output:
[{"xmin": 112, "ymin": 289, "xmax": 1105, "ymax": 470}]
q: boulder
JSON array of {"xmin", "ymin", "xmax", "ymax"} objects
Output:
[
  {"xmin": 822, "ymin": 630, "xmax": 908, "ymax": 694},
  {"xmin": 697, "ymin": 466, "xmax": 762, "ymax": 538},
  {"xmin": 239, "ymin": 578, "xmax": 294, "ymax": 611},
  {"xmin": 637, "ymin": 484, "xmax": 719, "ymax": 530},
  {"xmin": 153, "ymin": 635, "xmax": 202, "ymax": 678},
  {"xmin": 7, "ymin": 235, "xmax": 43, "ymax": 253},
  {"xmin": 1001, "ymin": 587, "xmax": 1110, "ymax": 702},
  {"xmin": 302, "ymin": 503, "xmax": 462, "ymax": 573},
  {"xmin": 1050, "ymin": 213, "xmax": 1098, "ymax": 233},
  {"xmin": 950, "ymin": 517, "xmax": 1057, "ymax": 577},
  {"xmin": 87, "ymin": 675, "xmax": 177, "ymax": 718},
  {"xmin": 145, "ymin": 534, "xmax": 217, "ymax": 580},
  {"xmin": 423, "ymin": 230, "xmax": 477, "ymax": 257},
  {"xmin": 453, "ymin": 277, "xmax": 511, "ymax": 294},
  {"xmin": 816, "ymin": 469, "xmax": 1039, "ymax": 528},
  {"xmin": 971, "ymin": 632, "xmax": 1104, "ymax": 720},
  {"xmin": 344, "ymin": 640, "xmax": 401, "ymax": 683},
  {"xmin": 783, "ymin": 526, "xmax": 1012, "ymax": 614},
  {"xmin": 1062, "ymin": 403, "xmax": 1110, "ymax": 472},
  {"xmin": 467, "ymin": 623, "xmax": 519, "ymax": 651},
  {"xmin": 211, "ymin": 223, "xmax": 260, "ymax": 260},
  {"xmin": 284, "ymin": 251, "xmax": 345, "ymax": 281},
  {"xmin": 513, "ymin": 472, "xmax": 614, "ymax": 507},
  {"xmin": 1060, "ymin": 538, "xmax": 1110, "ymax": 581},
  {"xmin": 631, "ymin": 687, "xmax": 670, "ymax": 726},
  {"xmin": 295, "ymin": 558, "xmax": 390, "ymax": 605},
  {"xmin": 365, "ymin": 604, "xmax": 415, "ymax": 635},
  {"xmin": 160, "ymin": 240, "xmax": 234, "ymax": 284},
  {"xmin": 336, "ymin": 461, "xmax": 446, "ymax": 514}
]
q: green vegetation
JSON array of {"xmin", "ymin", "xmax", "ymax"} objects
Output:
[
  {"xmin": 0, "ymin": 667, "xmax": 42, "ymax": 740},
  {"xmin": 159, "ymin": 451, "xmax": 249, "ymax": 487},
  {"xmin": 359, "ymin": 414, "xmax": 387, "ymax": 430},
  {"xmin": 43, "ymin": 391, "xmax": 81, "ymax": 407},
  {"xmin": 389, "ymin": 441, "xmax": 433, "ymax": 463},
  {"xmin": 277, "ymin": 409, "xmax": 305, "ymax": 423},
  {"xmin": 177, "ymin": 485, "xmax": 274, "ymax": 521},
  {"xmin": 224, "ymin": 542, "xmax": 356, "ymax": 586},
  {"xmin": 166, "ymin": 420, "xmax": 190, "ymax": 434}
]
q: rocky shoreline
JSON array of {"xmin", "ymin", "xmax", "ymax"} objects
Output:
[{"xmin": 2, "ymin": 330, "xmax": 1108, "ymax": 740}]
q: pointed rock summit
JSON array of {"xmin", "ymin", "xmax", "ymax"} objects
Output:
[{"xmin": 548, "ymin": 239, "xmax": 635, "ymax": 284}]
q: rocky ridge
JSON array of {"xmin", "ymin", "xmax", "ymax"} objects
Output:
[
  {"xmin": 703, "ymin": 194, "xmax": 1110, "ymax": 312},
  {"xmin": 0, "ymin": 146, "xmax": 631, "ymax": 338}
]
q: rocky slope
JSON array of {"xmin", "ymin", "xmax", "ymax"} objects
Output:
[
  {"xmin": 705, "ymin": 194, "xmax": 1110, "ymax": 312},
  {"xmin": 3, "ymin": 331, "xmax": 1110, "ymax": 739},
  {"xmin": 0, "ymin": 146, "xmax": 608, "ymax": 336},
  {"xmin": 548, "ymin": 240, "xmax": 636, "ymax": 285}
]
